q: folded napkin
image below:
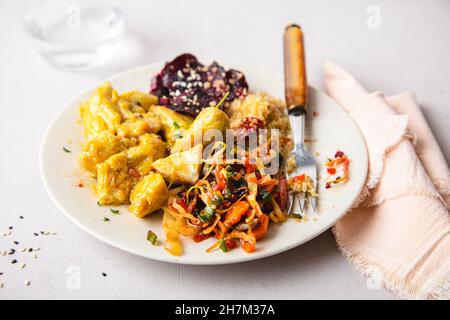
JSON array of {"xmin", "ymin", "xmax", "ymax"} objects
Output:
[{"xmin": 324, "ymin": 61, "xmax": 450, "ymax": 299}]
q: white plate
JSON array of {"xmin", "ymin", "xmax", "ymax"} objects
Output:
[{"xmin": 40, "ymin": 61, "xmax": 368, "ymax": 265}]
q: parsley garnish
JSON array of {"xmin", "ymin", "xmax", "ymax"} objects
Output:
[
  {"xmin": 103, "ymin": 217, "xmax": 110, "ymax": 222},
  {"xmin": 62, "ymin": 147, "xmax": 71, "ymax": 153},
  {"xmin": 173, "ymin": 122, "xmax": 180, "ymax": 129},
  {"xmin": 110, "ymin": 208, "xmax": 120, "ymax": 215},
  {"xmin": 146, "ymin": 230, "xmax": 158, "ymax": 245}
]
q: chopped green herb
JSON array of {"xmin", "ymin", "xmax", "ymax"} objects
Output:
[
  {"xmin": 62, "ymin": 147, "xmax": 71, "ymax": 153},
  {"xmin": 223, "ymin": 188, "xmax": 232, "ymax": 200},
  {"xmin": 146, "ymin": 230, "xmax": 158, "ymax": 245},
  {"xmin": 219, "ymin": 238, "xmax": 228, "ymax": 252},
  {"xmin": 110, "ymin": 208, "xmax": 120, "ymax": 215},
  {"xmin": 174, "ymin": 132, "xmax": 183, "ymax": 139},
  {"xmin": 103, "ymin": 217, "xmax": 110, "ymax": 222},
  {"xmin": 210, "ymin": 194, "xmax": 223, "ymax": 206},
  {"xmin": 199, "ymin": 206, "xmax": 215, "ymax": 222},
  {"xmin": 291, "ymin": 213, "xmax": 303, "ymax": 220},
  {"xmin": 97, "ymin": 201, "xmax": 102, "ymax": 206},
  {"xmin": 173, "ymin": 122, "xmax": 180, "ymax": 129}
]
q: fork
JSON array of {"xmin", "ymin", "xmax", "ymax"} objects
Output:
[{"xmin": 283, "ymin": 24, "xmax": 318, "ymax": 214}]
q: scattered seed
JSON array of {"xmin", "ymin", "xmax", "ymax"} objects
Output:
[
  {"xmin": 33, "ymin": 254, "xmax": 38, "ymax": 259},
  {"xmin": 33, "ymin": 233, "xmax": 39, "ymax": 236},
  {"xmin": 28, "ymin": 248, "xmax": 33, "ymax": 252},
  {"xmin": 101, "ymin": 272, "xmax": 107, "ymax": 277},
  {"xmin": 51, "ymin": 232, "xmax": 58, "ymax": 236},
  {"xmin": 1, "ymin": 251, "xmax": 6, "ymax": 256},
  {"xmin": 103, "ymin": 217, "xmax": 110, "ymax": 222},
  {"xmin": 19, "ymin": 216, "xmax": 24, "ymax": 219},
  {"xmin": 7, "ymin": 231, "xmax": 12, "ymax": 236},
  {"xmin": 9, "ymin": 249, "xmax": 15, "ymax": 255},
  {"xmin": 19, "ymin": 264, "xmax": 26, "ymax": 269},
  {"xmin": 62, "ymin": 147, "xmax": 72, "ymax": 153},
  {"xmin": 21, "ymin": 248, "xmax": 27, "ymax": 253},
  {"xmin": 24, "ymin": 280, "xmax": 30, "ymax": 286},
  {"xmin": 13, "ymin": 241, "xmax": 19, "ymax": 245},
  {"xmin": 0, "ymin": 272, "xmax": 3, "ymax": 275},
  {"xmin": 8, "ymin": 226, "xmax": 13, "ymax": 230},
  {"xmin": 34, "ymin": 248, "xmax": 41, "ymax": 252},
  {"xmin": 11, "ymin": 259, "xmax": 17, "ymax": 264},
  {"xmin": 0, "ymin": 283, "xmax": 3, "ymax": 289}
]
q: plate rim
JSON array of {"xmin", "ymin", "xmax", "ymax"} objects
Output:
[{"xmin": 40, "ymin": 62, "xmax": 368, "ymax": 265}]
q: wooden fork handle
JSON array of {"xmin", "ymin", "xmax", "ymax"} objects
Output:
[{"xmin": 284, "ymin": 24, "xmax": 308, "ymax": 114}]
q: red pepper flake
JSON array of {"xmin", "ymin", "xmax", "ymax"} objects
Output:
[
  {"xmin": 327, "ymin": 167, "xmax": 336, "ymax": 175},
  {"xmin": 325, "ymin": 182, "xmax": 331, "ymax": 189},
  {"xmin": 77, "ymin": 181, "xmax": 84, "ymax": 188}
]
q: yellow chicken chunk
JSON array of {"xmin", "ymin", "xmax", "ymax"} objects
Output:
[
  {"xmin": 171, "ymin": 107, "xmax": 230, "ymax": 153},
  {"xmin": 79, "ymin": 131, "xmax": 126, "ymax": 176},
  {"xmin": 119, "ymin": 91, "xmax": 158, "ymax": 112},
  {"xmin": 127, "ymin": 134, "xmax": 167, "ymax": 176},
  {"xmin": 116, "ymin": 115, "xmax": 161, "ymax": 139},
  {"xmin": 95, "ymin": 153, "xmax": 135, "ymax": 205},
  {"xmin": 152, "ymin": 144, "xmax": 203, "ymax": 185},
  {"xmin": 129, "ymin": 172, "xmax": 169, "ymax": 218},
  {"xmin": 80, "ymin": 82, "xmax": 123, "ymax": 139},
  {"xmin": 151, "ymin": 106, "xmax": 193, "ymax": 147}
]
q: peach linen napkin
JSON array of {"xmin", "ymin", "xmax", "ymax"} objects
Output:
[{"xmin": 324, "ymin": 61, "xmax": 450, "ymax": 299}]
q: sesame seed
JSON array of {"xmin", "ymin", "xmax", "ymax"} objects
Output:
[
  {"xmin": 19, "ymin": 264, "xmax": 26, "ymax": 269},
  {"xmin": 8, "ymin": 226, "xmax": 13, "ymax": 230},
  {"xmin": 21, "ymin": 248, "xmax": 27, "ymax": 253},
  {"xmin": 9, "ymin": 249, "xmax": 15, "ymax": 255},
  {"xmin": 0, "ymin": 283, "xmax": 3, "ymax": 289},
  {"xmin": 19, "ymin": 216, "xmax": 24, "ymax": 219},
  {"xmin": 102, "ymin": 272, "xmax": 107, "ymax": 277},
  {"xmin": 33, "ymin": 233, "xmax": 39, "ymax": 236},
  {"xmin": 13, "ymin": 241, "xmax": 19, "ymax": 245},
  {"xmin": 24, "ymin": 280, "xmax": 30, "ymax": 286},
  {"xmin": 11, "ymin": 259, "xmax": 17, "ymax": 264},
  {"xmin": 28, "ymin": 248, "xmax": 33, "ymax": 252},
  {"xmin": 33, "ymin": 254, "xmax": 38, "ymax": 259}
]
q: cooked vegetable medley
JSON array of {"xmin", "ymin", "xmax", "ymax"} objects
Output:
[{"xmin": 78, "ymin": 54, "xmax": 299, "ymax": 256}]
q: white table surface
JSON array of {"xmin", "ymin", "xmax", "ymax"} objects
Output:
[{"xmin": 0, "ymin": 0, "xmax": 448, "ymax": 300}]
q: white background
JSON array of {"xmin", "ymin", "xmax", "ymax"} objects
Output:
[{"xmin": 0, "ymin": 0, "xmax": 448, "ymax": 299}]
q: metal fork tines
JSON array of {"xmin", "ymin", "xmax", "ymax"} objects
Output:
[{"xmin": 286, "ymin": 109, "xmax": 318, "ymax": 214}]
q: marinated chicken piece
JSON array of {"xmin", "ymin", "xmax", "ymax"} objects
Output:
[
  {"xmin": 95, "ymin": 153, "xmax": 135, "ymax": 205},
  {"xmin": 80, "ymin": 82, "xmax": 123, "ymax": 139},
  {"xmin": 150, "ymin": 106, "xmax": 193, "ymax": 146},
  {"xmin": 152, "ymin": 144, "xmax": 203, "ymax": 185},
  {"xmin": 127, "ymin": 133, "xmax": 167, "ymax": 176},
  {"xmin": 171, "ymin": 107, "xmax": 230, "ymax": 153},
  {"xmin": 129, "ymin": 172, "xmax": 169, "ymax": 218},
  {"xmin": 116, "ymin": 115, "xmax": 161, "ymax": 139},
  {"xmin": 119, "ymin": 90, "xmax": 158, "ymax": 112},
  {"xmin": 79, "ymin": 131, "xmax": 126, "ymax": 176}
]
